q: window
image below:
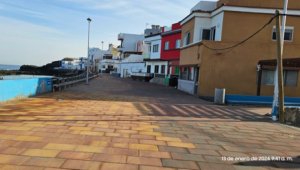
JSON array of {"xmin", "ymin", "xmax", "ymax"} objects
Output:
[
  {"xmin": 210, "ymin": 26, "xmax": 216, "ymax": 41},
  {"xmin": 202, "ymin": 29, "xmax": 211, "ymax": 40},
  {"xmin": 184, "ymin": 32, "xmax": 191, "ymax": 45},
  {"xmin": 154, "ymin": 65, "xmax": 159, "ymax": 73},
  {"xmin": 164, "ymin": 41, "xmax": 169, "ymax": 50},
  {"xmin": 272, "ymin": 27, "xmax": 293, "ymax": 41},
  {"xmin": 180, "ymin": 67, "xmax": 195, "ymax": 81},
  {"xmin": 161, "ymin": 65, "xmax": 165, "ymax": 74},
  {"xmin": 189, "ymin": 67, "xmax": 195, "ymax": 81},
  {"xmin": 180, "ymin": 67, "xmax": 189, "ymax": 80},
  {"xmin": 147, "ymin": 65, "xmax": 151, "ymax": 73},
  {"xmin": 285, "ymin": 70, "xmax": 298, "ymax": 86},
  {"xmin": 176, "ymin": 39, "xmax": 181, "ymax": 49},
  {"xmin": 202, "ymin": 27, "xmax": 216, "ymax": 41},
  {"xmin": 261, "ymin": 70, "xmax": 298, "ymax": 86},
  {"xmin": 262, "ymin": 70, "xmax": 275, "ymax": 85},
  {"xmin": 153, "ymin": 44, "xmax": 159, "ymax": 53}
]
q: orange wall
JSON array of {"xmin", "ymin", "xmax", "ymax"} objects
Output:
[
  {"xmin": 222, "ymin": 12, "xmax": 300, "ymax": 43},
  {"xmin": 180, "ymin": 44, "xmax": 202, "ymax": 66},
  {"xmin": 198, "ymin": 41, "xmax": 300, "ymax": 97},
  {"xmin": 181, "ymin": 17, "xmax": 195, "ymax": 45},
  {"xmin": 180, "ymin": 17, "xmax": 198, "ymax": 66},
  {"xmin": 179, "ymin": 9, "xmax": 300, "ymax": 97},
  {"xmin": 196, "ymin": 11, "xmax": 300, "ymax": 97}
]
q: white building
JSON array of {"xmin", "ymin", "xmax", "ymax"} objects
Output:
[
  {"xmin": 190, "ymin": 1, "xmax": 217, "ymax": 12},
  {"xmin": 144, "ymin": 34, "xmax": 168, "ymax": 77},
  {"xmin": 87, "ymin": 44, "xmax": 120, "ymax": 73},
  {"xmin": 88, "ymin": 48, "xmax": 107, "ymax": 72},
  {"xmin": 118, "ymin": 33, "xmax": 144, "ymax": 59},
  {"xmin": 60, "ymin": 58, "xmax": 83, "ymax": 70},
  {"xmin": 119, "ymin": 54, "xmax": 145, "ymax": 78},
  {"xmin": 98, "ymin": 44, "xmax": 120, "ymax": 73}
]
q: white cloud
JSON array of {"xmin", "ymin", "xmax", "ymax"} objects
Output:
[
  {"xmin": 59, "ymin": 0, "xmax": 198, "ymax": 19},
  {"xmin": 0, "ymin": 0, "xmax": 203, "ymax": 65},
  {"xmin": 0, "ymin": 16, "xmax": 86, "ymax": 65}
]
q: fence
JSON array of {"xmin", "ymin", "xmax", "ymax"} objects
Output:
[{"xmin": 53, "ymin": 73, "xmax": 98, "ymax": 91}]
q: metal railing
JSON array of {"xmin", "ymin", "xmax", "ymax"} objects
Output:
[
  {"xmin": 131, "ymin": 72, "xmax": 152, "ymax": 77},
  {"xmin": 52, "ymin": 73, "xmax": 98, "ymax": 92}
]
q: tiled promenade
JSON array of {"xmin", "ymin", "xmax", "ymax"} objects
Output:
[{"xmin": 0, "ymin": 75, "xmax": 299, "ymax": 170}]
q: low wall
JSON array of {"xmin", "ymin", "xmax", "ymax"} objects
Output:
[
  {"xmin": 225, "ymin": 95, "xmax": 300, "ymax": 107},
  {"xmin": 0, "ymin": 76, "xmax": 53, "ymax": 102},
  {"xmin": 120, "ymin": 62, "xmax": 146, "ymax": 78},
  {"xmin": 178, "ymin": 79, "xmax": 195, "ymax": 95}
]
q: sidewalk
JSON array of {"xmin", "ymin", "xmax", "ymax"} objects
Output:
[{"xmin": 0, "ymin": 75, "xmax": 299, "ymax": 169}]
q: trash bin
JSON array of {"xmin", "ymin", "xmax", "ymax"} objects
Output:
[{"xmin": 214, "ymin": 88, "xmax": 226, "ymax": 105}]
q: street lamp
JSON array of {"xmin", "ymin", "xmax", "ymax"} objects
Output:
[
  {"xmin": 101, "ymin": 41, "xmax": 104, "ymax": 51},
  {"xmin": 86, "ymin": 17, "xmax": 92, "ymax": 85}
]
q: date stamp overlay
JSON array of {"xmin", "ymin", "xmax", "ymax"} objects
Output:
[{"xmin": 222, "ymin": 156, "xmax": 294, "ymax": 162}]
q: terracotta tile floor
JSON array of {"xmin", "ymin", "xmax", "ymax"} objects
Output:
[{"xmin": 0, "ymin": 75, "xmax": 299, "ymax": 170}]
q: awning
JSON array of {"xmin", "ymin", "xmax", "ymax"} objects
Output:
[{"xmin": 258, "ymin": 58, "xmax": 300, "ymax": 70}]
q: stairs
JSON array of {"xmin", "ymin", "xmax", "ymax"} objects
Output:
[{"xmin": 150, "ymin": 77, "xmax": 166, "ymax": 86}]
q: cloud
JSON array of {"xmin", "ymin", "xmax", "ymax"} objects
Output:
[
  {"xmin": 0, "ymin": 16, "xmax": 85, "ymax": 65},
  {"xmin": 0, "ymin": 0, "xmax": 203, "ymax": 65},
  {"xmin": 0, "ymin": 1, "xmax": 48, "ymax": 20},
  {"xmin": 0, "ymin": 16, "xmax": 63, "ymax": 38},
  {"xmin": 58, "ymin": 0, "xmax": 197, "ymax": 19}
]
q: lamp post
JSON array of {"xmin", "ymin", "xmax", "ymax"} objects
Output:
[
  {"xmin": 101, "ymin": 41, "xmax": 104, "ymax": 51},
  {"xmin": 86, "ymin": 17, "xmax": 92, "ymax": 85}
]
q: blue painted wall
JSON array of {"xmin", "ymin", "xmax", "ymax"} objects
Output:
[
  {"xmin": 226, "ymin": 95, "xmax": 300, "ymax": 106},
  {"xmin": 0, "ymin": 77, "xmax": 53, "ymax": 102}
]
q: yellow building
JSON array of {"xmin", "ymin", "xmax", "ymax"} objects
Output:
[{"xmin": 178, "ymin": 0, "xmax": 300, "ymax": 98}]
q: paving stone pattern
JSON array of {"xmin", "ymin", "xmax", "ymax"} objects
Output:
[{"xmin": 0, "ymin": 75, "xmax": 299, "ymax": 169}]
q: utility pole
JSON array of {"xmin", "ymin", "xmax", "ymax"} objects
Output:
[
  {"xmin": 86, "ymin": 18, "xmax": 92, "ymax": 85},
  {"xmin": 271, "ymin": 0, "xmax": 288, "ymax": 121},
  {"xmin": 275, "ymin": 10, "xmax": 285, "ymax": 123}
]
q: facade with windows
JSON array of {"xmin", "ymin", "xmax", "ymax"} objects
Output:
[
  {"xmin": 117, "ymin": 33, "xmax": 144, "ymax": 59},
  {"xmin": 179, "ymin": 0, "xmax": 300, "ymax": 97},
  {"xmin": 144, "ymin": 34, "xmax": 168, "ymax": 78},
  {"xmin": 161, "ymin": 23, "xmax": 182, "ymax": 83}
]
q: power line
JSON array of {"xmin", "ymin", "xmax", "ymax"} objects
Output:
[
  {"xmin": 280, "ymin": 13, "xmax": 300, "ymax": 17},
  {"xmin": 202, "ymin": 14, "xmax": 278, "ymax": 51}
]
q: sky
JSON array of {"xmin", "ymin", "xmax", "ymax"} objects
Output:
[{"xmin": 0, "ymin": 0, "xmax": 205, "ymax": 66}]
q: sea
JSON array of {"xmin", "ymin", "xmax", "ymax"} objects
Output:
[{"xmin": 0, "ymin": 64, "xmax": 20, "ymax": 71}]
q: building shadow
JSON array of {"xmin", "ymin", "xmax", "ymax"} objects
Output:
[
  {"xmin": 0, "ymin": 75, "xmax": 271, "ymax": 122},
  {"xmin": 132, "ymin": 102, "xmax": 270, "ymax": 121}
]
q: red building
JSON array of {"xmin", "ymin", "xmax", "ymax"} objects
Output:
[{"xmin": 161, "ymin": 23, "xmax": 182, "ymax": 77}]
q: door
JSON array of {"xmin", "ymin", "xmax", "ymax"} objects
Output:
[
  {"xmin": 147, "ymin": 65, "xmax": 151, "ymax": 73},
  {"xmin": 123, "ymin": 69, "xmax": 128, "ymax": 78}
]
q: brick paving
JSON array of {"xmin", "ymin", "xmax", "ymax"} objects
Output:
[{"xmin": 0, "ymin": 74, "xmax": 299, "ymax": 170}]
